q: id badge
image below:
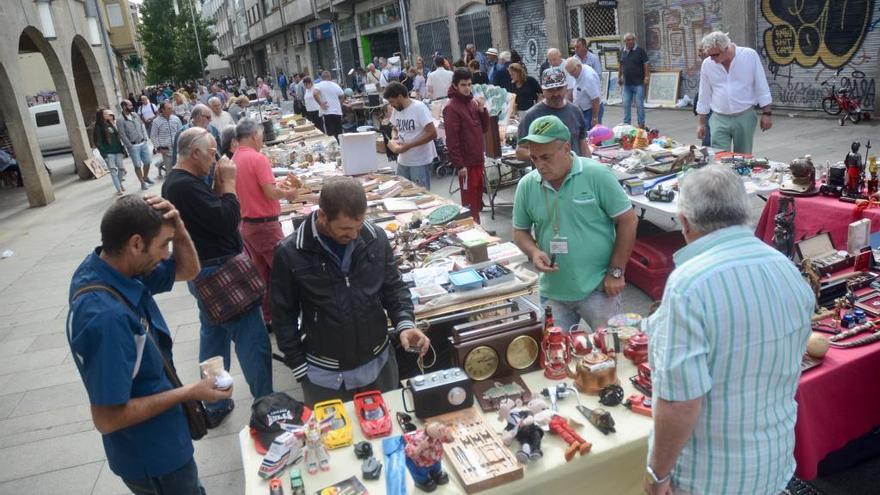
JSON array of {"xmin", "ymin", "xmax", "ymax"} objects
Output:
[{"xmin": 549, "ymin": 236, "xmax": 569, "ymax": 255}]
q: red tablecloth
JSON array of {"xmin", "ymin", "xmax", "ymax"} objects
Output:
[
  {"xmin": 795, "ymin": 341, "xmax": 880, "ymax": 479},
  {"xmin": 755, "ymin": 191, "xmax": 880, "ymax": 250}
]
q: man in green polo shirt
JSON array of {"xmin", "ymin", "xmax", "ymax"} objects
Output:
[{"xmin": 513, "ymin": 115, "xmax": 638, "ymax": 332}]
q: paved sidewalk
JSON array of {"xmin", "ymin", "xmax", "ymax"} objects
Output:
[{"xmin": 0, "ymin": 107, "xmax": 876, "ymax": 494}]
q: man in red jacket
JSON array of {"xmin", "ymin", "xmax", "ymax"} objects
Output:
[{"xmin": 443, "ymin": 68, "xmax": 490, "ymax": 223}]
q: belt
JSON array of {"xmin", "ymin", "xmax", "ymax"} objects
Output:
[
  {"xmin": 242, "ymin": 216, "xmax": 279, "ymax": 224},
  {"xmin": 132, "ymin": 139, "xmax": 145, "ymax": 145},
  {"xmin": 201, "ymin": 254, "xmax": 235, "ymax": 267},
  {"xmin": 714, "ymin": 107, "xmax": 755, "ymax": 117}
]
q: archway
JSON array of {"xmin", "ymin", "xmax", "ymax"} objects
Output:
[
  {"xmin": 71, "ymin": 34, "xmax": 111, "ymax": 147},
  {"xmin": 19, "ymin": 26, "xmax": 92, "ymax": 179}
]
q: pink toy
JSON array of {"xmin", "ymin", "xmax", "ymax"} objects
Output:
[{"xmin": 588, "ymin": 125, "xmax": 613, "ymax": 146}]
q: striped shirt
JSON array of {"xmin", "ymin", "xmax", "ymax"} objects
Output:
[
  {"xmin": 644, "ymin": 225, "xmax": 813, "ymax": 495},
  {"xmin": 149, "ymin": 114, "xmax": 182, "ymax": 149}
]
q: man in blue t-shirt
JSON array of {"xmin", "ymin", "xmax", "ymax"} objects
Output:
[{"xmin": 67, "ymin": 195, "xmax": 230, "ymax": 494}]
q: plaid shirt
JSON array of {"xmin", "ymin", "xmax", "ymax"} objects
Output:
[{"xmin": 149, "ymin": 114, "xmax": 182, "ymax": 149}]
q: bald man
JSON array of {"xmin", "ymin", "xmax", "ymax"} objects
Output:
[{"xmin": 539, "ymin": 48, "xmax": 575, "ymax": 101}]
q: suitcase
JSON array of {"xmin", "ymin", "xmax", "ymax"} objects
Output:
[{"xmin": 625, "ymin": 231, "xmax": 687, "ymax": 301}]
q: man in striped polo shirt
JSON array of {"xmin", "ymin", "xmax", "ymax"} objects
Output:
[{"xmin": 643, "ymin": 165, "xmax": 813, "ymax": 495}]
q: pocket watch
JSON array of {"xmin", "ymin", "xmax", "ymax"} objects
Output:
[
  {"xmin": 506, "ymin": 334, "xmax": 540, "ymax": 370},
  {"xmin": 463, "ymin": 346, "xmax": 499, "ymax": 381}
]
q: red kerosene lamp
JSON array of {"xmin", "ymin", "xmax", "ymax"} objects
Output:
[{"xmin": 541, "ymin": 326, "xmax": 571, "ymax": 380}]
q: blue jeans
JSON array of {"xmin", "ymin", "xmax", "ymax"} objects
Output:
[
  {"xmin": 187, "ymin": 264, "xmax": 274, "ymax": 413},
  {"xmin": 105, "ymin": 153, "xmax": 124, "ymax": 192},
  {"xmin": 622, "ymin": 84, "xmax": 646, "ymax": 126},
  {"xmin": 541, "ymin": 288, "xmax": 621, "ymax": 333},
  {"xmin": 397, "ymin": 163, "xmax": 432, "ymax": 189},
  {"xmin": 122, "ymin": 457, "xmax": 205, "ymax": 495},
  {"xmin": 130, "ymin": 141, "xmax": 152, "ymax": 168},
  {"xmin": 406, "ymin": 457, "xmax": 442, "ymax": 485},
  {"xmin": 702, "ymin": 110, "xmax": 713, "ymax": 147},
  {"xmin": 582, "ymin": 103, "xmax": 605, "ymax": 129}
]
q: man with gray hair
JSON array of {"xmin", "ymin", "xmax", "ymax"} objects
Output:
[
  {"xmin": 642, "ymin": 165, "xmax": 812, "ymax": 495},
  {"xmin": 618, "ymin": 33, "xmax": 650, "ymax": 128},
  {"xmin": 172, "ymin": 104, "xmax": 220, "ymax": 167},
  {"xmin": 696, "ymin": 31, "xmax": 772, "ymax": 154},
  {"xmin": 564, "ymin": 57, "xmax": 603, "ymax": 127},
  {"xmin": 232, "ymin": 118, "xmax": 300, "ymax": 326},
  {"xmin": 162, "ymin": 127, "xmax": 275, "ymax": 429},
  {"xmin": 208, "ymin": 96, "xmax": 235, "ymax": 131}
]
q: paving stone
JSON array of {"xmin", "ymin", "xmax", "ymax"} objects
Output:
[
  {"xmin": 155, "ymin": 294, "xmax": 197, "ymax": 313},
  {"xmin": 25, "ymin": 332, "xmax": 70, "ymax": 352},
  {"xmin": 0, "ymin": 336, "xmax": 36, "ymax": 357},
  {"xmin": 0, "ymin": 306, "xmax": 65, "ymax": 330},
  {"xmin": 201, "ymin": 469, "xmax": 246, "ymax": 495},
  {"xmin": 0, "ymin": 404, "xmax": 93, "ymax": 449},
  {"xmin": 0, "ymin": 430, "xmax": 105, "ymax": 483},
  {"xmin": 0, "ymin": 347, "xmax": 68, "ymax": 377},
  {"xmin": 0, "ymin": 393, "xmax": 23, "ymax": 419},
  {"xmin": 88, "ymin": 461, "xmax": 130, "ymax": 495},
  {"xmin": 1, "ymin": 360, "xmax": 81, "ymax": 396},
  {"xmin": 192, "ymin": 431, "xmax": 246, "ymax": 478},
  {"xmin": 174, "ymin": 321, "xmax": 202, "ymax": 343},
  {"xmin": 0, "ymin": 460, "xmax": 102, "ymax": 495},
  {"xmin": 10, "ymin": 381, "xmax": 89, "ymax": 417}
]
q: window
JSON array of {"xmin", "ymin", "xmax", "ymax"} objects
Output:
[
  {"xmin": 416, "ymin": 19, "xmax": 452, "ymax": 62},
  {"xmin": 456, "ymin": 9, "xmax": 492, "ymax": 54},
  {"xmin": 262, "ymin": 0, "xmax": 279, "ymax": 16},
  {"xmin": 358, "ymin": 3, "xmax": 401, "ymax": 31},
  {"xmin": 569, "ymin": 2, "xmax": 618, "ymax": 39},
  {"xmin": 106, "ymin": 3, "xmax": 124, "ymax": 28},
  {"xmin": 35, "ymin": 111, "xmax": 60, "ymax": 127}
]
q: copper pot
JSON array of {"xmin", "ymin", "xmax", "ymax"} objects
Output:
[{"xmin": 570, "ymin": 351, "xmax": 620, "ymax": 395}]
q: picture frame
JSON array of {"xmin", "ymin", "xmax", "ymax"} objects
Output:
[
  {"xmin": 606, "ymin": 71, "xmax": 623, "ymax": 104},
  {"xmin": 855, "ymin": 290, "xmax": 880, "ymax": 317},
  {"xmin": 646, "ymin": 71, "xmax": 681, "ymax": 107},
  {"xmin": 83, "ymin": 157, "xmax": 109, "ymax": 179},
  {"xmin": 599, "ymin": 71, "xmax": 610, "ymax": 101},
  {"xmin": 601, "ymin": 48, "xmax": 620, "ymax": 70}
]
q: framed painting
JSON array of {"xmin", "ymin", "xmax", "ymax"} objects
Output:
[
  {"xmin": 83, "ymin": 158, "xmax": 109, "ymax": 179},
  {"xmin": 601, "ymin": 48, "xmax": 620, "ymax": 70},
  {"xmin": 646, "ymin": 71, "xmax": 680, "ymax": 107},
  {"xmin": 606, "ymin": 72, "xmax": 623, "ymax": 104},
  {"xmin": 599, "ymin": 71, "xmax": 610, "ymax": 101}
]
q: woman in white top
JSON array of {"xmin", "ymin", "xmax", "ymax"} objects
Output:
[
  {"xmin": 171, "ymin": 92, "xmax": 191, "ymax": 124},
  {"xmin": 302, "ymin": 77, "xmax": 322, "ymax": 130}
]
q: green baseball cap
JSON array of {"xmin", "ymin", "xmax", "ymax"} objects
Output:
[{"xmin": 518, "ymin": 115, "xmax": 571, "ymax": 146}]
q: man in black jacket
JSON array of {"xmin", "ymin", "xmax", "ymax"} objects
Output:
[{"xmin": 271, "ymin": 177, "xmax": 430, "ymax": 404}]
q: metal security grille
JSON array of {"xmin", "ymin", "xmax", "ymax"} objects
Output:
[
  {"xmin": 416, "ymin": 19, "xmax": 452, "ymax": 61},
  {"xmin": 456, "ymin": 10, "xmax": 493, "ymax": 55},
  {"xmin": 507, "ymin": 0, "xmax": 547, "ymax": 76},
  {"xmin": 569, "ymin": 2, "xmax": 618, "ymax": 39}
]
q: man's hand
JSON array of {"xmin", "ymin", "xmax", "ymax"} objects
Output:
[
  {"xmin": 215, "ymin": 156, "xmax": 236, "ymax": 183},
  {"xmin": 643, "ymin": 475, "xmax": 673, "ymax": 495},
  {"xmin": 696, "ymin": 124, "xmax": 706, "ymax": 140},
  {"xmin": 618, "ymin": 76, "xmax": 624, "ymax": 86},
  {"xmin": 760, "ymin": 114, "xmax": 772, "ymax": 131},
  {"xmin": 143, "ymin": 194, "xmax": 184, "ymax": 228},
  {"xmin": 644, "ymin": 77, "xmax": 650, "ymax": 88},
  {"xmin": 388, "ymin": 140, "xmax": 408, "ymax": 154},
  {"xmin": 603, "ymin": 273, "xmax": 625, "ymax": 296},
  {"xmin": 399, "ymin": 328, "xmax": 430, "ymax": 356},
  {"xmin": 186, "ymin": 376, "xmax": 233, "ymax": 403},
  {"xmin": 458, "ymin": 167, "xmax": 468, "ymax": 179},
  {"xmin": 531, "ymin": 251, "xmax": 559, "ymax": 273},
  {"xmin": 320, "ymin": 101, "xmax": 329, "ymax": 111},
  {"xmin": 591, "ymin": 117, "xmax": 599, "ymax": 127}
]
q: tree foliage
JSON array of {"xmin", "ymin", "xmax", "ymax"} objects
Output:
[{"xmin": 138, "ymin": 0, "xmax": 218, "ymax": 84}]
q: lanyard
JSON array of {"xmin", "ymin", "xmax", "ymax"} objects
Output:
[{"xmin": 542, "ymin": 182, "xmax": 562, "ymax": 237}]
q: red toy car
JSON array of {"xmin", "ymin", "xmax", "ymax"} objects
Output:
[{"xmin": 353, "ymin": 390, "xmax": 392, "ymax": 438}]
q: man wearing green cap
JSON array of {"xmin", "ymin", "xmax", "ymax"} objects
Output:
[{"xmin": 513, "ymin": 115, "xmax": 638, "ymax": 332}]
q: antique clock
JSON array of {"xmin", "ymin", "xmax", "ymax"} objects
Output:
[{"xmin": 449, "ymin": 300, "xmax": 544, "ymax": 381}]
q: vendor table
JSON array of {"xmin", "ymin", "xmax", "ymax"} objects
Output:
[
  {"xmin": 629, "ymin": 179, "xmax": 777, "ymax": 224},
  {"xmin": 239, "ymin": 360, "xmax": 652, "ymax": 495},
  {"xmin": 755, "ymin": 191, "xmax": 880, "ymax": 250},
  {"xmin": 795, "ymin": 342, "xmax": 880, "ymax": 479}
]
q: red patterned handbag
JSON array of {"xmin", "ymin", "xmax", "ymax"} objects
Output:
[{"xmin": 194, "ymin": 252, "xmax": 265, "ymax": 324}]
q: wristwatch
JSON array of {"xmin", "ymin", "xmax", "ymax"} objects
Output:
[
  {"xmin": 646, "ymin": 465, "xmax": 672, "ymax": 485},
  {"xmin": 608, "ymin": 266, "xmax": 624, "ymax": 279}
]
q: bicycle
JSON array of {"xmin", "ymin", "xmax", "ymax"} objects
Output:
[{"xmin": 821, "ymin": 69, "xmax": 863, "ymax": 125}]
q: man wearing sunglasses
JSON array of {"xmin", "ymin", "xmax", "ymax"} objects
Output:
[{"xmin": 695, "ymin": 31, "xmax": 772, "ymax": 154}]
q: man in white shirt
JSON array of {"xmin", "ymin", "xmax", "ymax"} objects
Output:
[
  {"xmin": 695, "ymin": 31, "xmax": 772, "ymax": 154},
  {"xmin": 137, "ymin": 95, "xmax": 159, "ymax": 134},
  {"xmin": 426, "ymin": 56, "xmax": 453, "ymax": 101},
  {"xmin": 384, "ymin": 82, "xmax": 438, "ymax": 188},
  {"xmin": 565, "ymin": 57, "xmax": 603, "ymax": 129},
  {"xmin": 312, "ymin": 71, "xmax": 346, "ymax": 141},
  {"xmin": 208, "ymin": 97, "xmax": 235, "ymax": 132}
]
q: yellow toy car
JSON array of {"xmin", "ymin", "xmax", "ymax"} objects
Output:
[{"xmin": 313, "ymin": 399, "xmax": 353, "ymax": 449}]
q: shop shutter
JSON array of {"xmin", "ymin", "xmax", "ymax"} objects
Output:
[
  {"xmin": 507, "ymin": 0, "xmax": 548, "ymax": 77},
  {"xmin": 456, "ymin": 9, "xmax": 493, "ymax": 55},
  {"xmin": 416, "ymin": 19, "xmax": 452, "ymax": 62}
]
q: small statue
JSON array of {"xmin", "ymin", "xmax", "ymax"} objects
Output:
[
  {"xmin": 772, "ymin": 196, "xmax": 795, "ymax": 258},
  {"xmin": 833, "ymin": 297, "xmax": 846, "ymax": 325},
  {"xmin": 497, "ymin": 398, "xmax": 553, "ymax": 464},
  {"xmin": 548, "ymin": 414, "xmax": 591, "ymax": 462},
  {"xmin": 403, "ymin": 422, "xmax": 453, "ymax": 492},
  {"xmin": 800, "ymin": 258, "xmax": 821, "ymax": 313},
  {"xmin": 293, "ymin": 415, "xmax": 333, "ymax": 474},
  {"xmin": 868, "ymin": 156, "xmax": 878, "ymax": 196},
  {"xmin": 844, "ymin": 142, "xmax": 864, "ymax": 198}
]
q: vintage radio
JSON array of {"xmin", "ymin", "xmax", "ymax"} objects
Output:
[
  {"xmin": 449, "ymin": 301, "xmax": 544, "ymax": 381},
  {"xmin": 401, "ymin": 367, "xmax": 473, "ymax": 419},
  {"xmin": 796, "ymin": 232, "xmax": 853, "ymax": 275}
]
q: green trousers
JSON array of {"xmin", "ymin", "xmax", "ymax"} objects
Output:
[{"xmin": 709, "ymin": 109, "xmax": 758, "ymax": 154}]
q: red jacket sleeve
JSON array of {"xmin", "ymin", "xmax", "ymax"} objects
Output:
[{"xmin": 442, "ymin": 105, "xmax": 465, "ymax": 168}]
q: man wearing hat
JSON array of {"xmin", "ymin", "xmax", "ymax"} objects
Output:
[
  {"xmin": 485, "ymin": 48, "xmax": 499, "ymax": 83},
  {"xmin": 513, "ymin": 115, "xmax": 638, "ymax": 333},
  {"xmin": 516, "ymin": 67, "xmax": 590, "ymax": 161}
]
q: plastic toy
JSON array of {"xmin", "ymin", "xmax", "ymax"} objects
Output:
[
  {"xmin": 292, "ymin": 415, "xmax": 334, "ymax": 474},
  {"xmin": 353, "ymin": 391, "xmax": 392, "ymax": 438},
  {"xmin": 289, "ymin": 468, "xmax": 305, "ymax": 495},
  {"xmin": 403, "ymin": 422, "xmax": 454, "ymax": 492},
  {"xmin": 313, "ymin": 399, "xmax": 354, "ymax": 449},
  {"xmin": 497, "ymin": 397, "xmax": 553, "ymax": 463}
]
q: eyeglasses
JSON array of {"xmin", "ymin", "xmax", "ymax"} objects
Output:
[{"xmin": 707, "ymin": 48, "xmax": 724, "ymax": 59}]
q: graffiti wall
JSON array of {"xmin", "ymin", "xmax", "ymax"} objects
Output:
[
  {"xmin": 644, "ymin": 0, "xmax": 724, "ymax": 99},
  {"xmin": 758, "ymin": 0, "xmax": 879, "ymax": 110},
  {"xmin": 506, "ymin": 0, "xmax": 548, "ymax": 77}
]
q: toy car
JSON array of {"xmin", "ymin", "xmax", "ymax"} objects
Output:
[
  {"xmin": 289, "ymin": 468, "xmax": 305, "ymax": 495},
  {"xmin": 313, "ymin": 399, "xmax": 353, "ymax": 449},
  {"xmin": 353, "ymin": 390, "xmax": 392, "ymax": 438}
]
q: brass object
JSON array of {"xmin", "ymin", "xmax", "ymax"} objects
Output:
[
  {"xmin": 463, "ymin": 346, "xmax": 499, "ymax": 381},
  {"xmin": 506, "ymin": 335, "xmax": 539, "ymax": 370},
  {"xmin": 570, "ymin": 352, "xmax": 619, "ymax": 395}
]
